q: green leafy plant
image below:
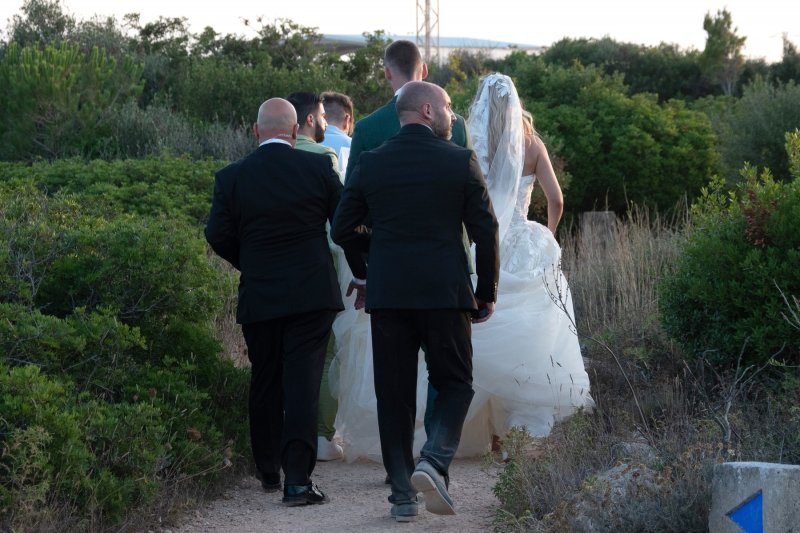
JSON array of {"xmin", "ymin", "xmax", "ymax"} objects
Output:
[
  {"xmin": 660, "ymin": 131, "xmax": 800, "ymax": 366},
  {"xmin": 0, "ymin": 163, "xmax": 250, "ymax": 531}
]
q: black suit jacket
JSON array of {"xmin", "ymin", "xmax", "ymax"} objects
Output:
[
  {"xmin": 332, "ymin": 124, "xmax": 499, "ymax": 310},
  {"xmin": 205, "ymin": 142, "xmax": 347, "ymax": 324}
]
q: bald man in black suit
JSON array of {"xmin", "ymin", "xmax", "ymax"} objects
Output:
[
  {"xmin": 205, "ymin": 98, "xmax": 364, "ymax": 507},
  {"xmin": 332, "ymin": 81, "xmax": 499, "ymax": 522}
]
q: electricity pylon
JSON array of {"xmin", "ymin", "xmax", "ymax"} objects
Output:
[{"xmin": 416, "ymin": 0, "xmax": 440, "ymax": 64}]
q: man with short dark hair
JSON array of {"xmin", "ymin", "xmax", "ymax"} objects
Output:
[
  {"xmin": 286, "ymin": 91, "xmax": 346, "ymax": 463},
  {"xmin": 344, "ymin": 39, "xmax": 470, "ymax": 180},
  {"xmin": 287, "ymin": 92, "xmax": 341, "ymax": 179}
]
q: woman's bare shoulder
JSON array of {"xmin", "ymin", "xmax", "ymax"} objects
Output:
[{"xmin": 523, "ymin": 134, "xmax": 539, "ymax": 174}]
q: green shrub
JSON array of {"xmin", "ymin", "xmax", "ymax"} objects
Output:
[
  {"xmin": 659, "ymin": 132, "xmax": 800, "ymax": 366},
  {"xmin": 0, "ymin": 303, "xmax": 145, "ymax": 395},
  {"xmin": 0, "ymin": 363, "xmax": 199, "ymax": 529},
  {"xmin": 0, "ymin": 181, "xmax": 225, "ymax": 366},
  {"xmin": 496, "ymin": 54, "xmax": 718, "ymax": 214},
  {"xmin": 103, "ymin": 101, "xmax": 254, "ymax": 161},
  {"xmin": 0, "ymin": 156, "xmax": 223, "ymax": 225},
  {"xmin": 710, "ymin": 80, "xmax": 800, "ymax": 184},
  {"xmin": 0, "ymin": 168, "xmax": 250, "ymax": 530},
  {"xmin": 0, "ymin": 42, "xmax": 143, "ymax": 161},
  {"xmin": 36, "ymin": 215, "xmax": 224, "ymax": 363},
  {"xmin": 122, "ymin": 361, "xmax": 231, "ymax": 479}
]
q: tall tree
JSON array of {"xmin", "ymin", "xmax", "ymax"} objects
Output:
[
  {"xmin": 771, "ymin": 34, "xmax": 800, "ymax": 84},
  {"xmin": 8, "ymin": 0, "xmax": 75, "ymax": 47},
  {"xmin": 701, "ymin": 9, "xmax": 746, "ymax": 96}
]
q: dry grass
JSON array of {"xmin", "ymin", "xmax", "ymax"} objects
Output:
[
  {"xmin": 491, "ymin": 206, "xmax": 786, "ymax": 531},
  {"xmin": 560, "ymin": 205, "xmax": 686, "ymax": 345},
  {"xmin": 208, "ymin": 255, "xmax": 249, "ymax": 368}
]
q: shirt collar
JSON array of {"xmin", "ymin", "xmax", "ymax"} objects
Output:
[
  {"xmin": 259, "ymin": 137, "xmax": 292, "ymax": 147},
  {"xmin": 325, "ymin": 124, "xmax": 346, "ymax": 136}
]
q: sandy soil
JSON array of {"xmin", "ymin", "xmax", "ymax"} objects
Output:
[{"xmin": 172, "ymin": 457, "xmax": 502, "ymax": 533}]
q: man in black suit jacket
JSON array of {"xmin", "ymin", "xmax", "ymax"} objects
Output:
[
  {"xmin": 332, "ymin": 82, "xmax": 500, "ymax": 521},
  {"xmin": 205, "ymin": 98, "xmax": 354, "ymax": 506}
]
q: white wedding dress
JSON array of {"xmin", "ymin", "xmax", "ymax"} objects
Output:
[
  {"xmin": 331, "ymin": 73, "xmax": 592, "ymax": 461},
  {"xmin": 457, "ymin": 174, "xmax": 593, "ymax": 455},
  {"xmin": 330, "ymin": 174, "xmax": 593, "ymax": 460}
]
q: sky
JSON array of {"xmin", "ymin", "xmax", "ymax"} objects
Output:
[{"xmin": 2, "ymin": 0, "xmax": 798, "ymax": 63}]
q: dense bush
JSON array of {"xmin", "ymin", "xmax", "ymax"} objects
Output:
[
  {"xmin": 659, "ymin": 131, "xmax": 800, "ymax": 367},
  {"xmin": 0, "ymin": 157, "xmax": 223, "ymax": 224},
  {"xmin": 103, "ymin": 101, "xmax": 255, "ymax": 161},
  {"xmin": 542, "ymin": 37, "xmax": 711, "ymax": 101},
  {"xmin": 0, "ymin": 167, "xmax": 249, "ymax": 530},
  {"xmin": 0, "ymin": 42, "xmax": 143, "ymax": 161},
  {"xmin": 492, "ymin": 54, "xmax": 718, "ymax": 213},
  {"xmin": 705, "ymin": 80, "xmax": 800, "ymax": 184}
]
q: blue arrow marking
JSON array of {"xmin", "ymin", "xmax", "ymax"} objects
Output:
[{"xmin": 727, "ymin": 490, "xmax": 763, "ymax": 533}]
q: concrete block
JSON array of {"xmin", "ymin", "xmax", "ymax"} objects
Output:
[{"xmin": 709, "ymin": 462, "xmax": 800, "ymax": 533}]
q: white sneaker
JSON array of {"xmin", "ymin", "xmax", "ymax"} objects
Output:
[{"xmin": 317, "ymin": 436, "xmax": 343, "ymax": 461}]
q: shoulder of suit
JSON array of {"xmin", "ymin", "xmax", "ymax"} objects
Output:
[
  {"xmin": 293, "ymin": 148, "xmax": 336, "ymax": 166},
  {"xmin": 216, "ymin": 149, "xmax": 255, "ymax": 177},
  {"xmin": 354, "ymin": 99, "xmax": 396, "ymax": 131}
]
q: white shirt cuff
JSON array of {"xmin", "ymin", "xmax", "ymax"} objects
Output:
[{"xmin": 351, "ymin": 277, "xmax": 366, "ymax": 286}]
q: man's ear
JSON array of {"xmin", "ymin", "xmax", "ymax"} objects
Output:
[
  {"xmin": 421, "ymin": 102, "xmax": 433, "ymax": 121},
  {"xmin": 304, "ymin": 113, "xmax": 315, "ymax": 127},
  {"xmin": 252, "ymin": 122, "xmax": 259, "ymax": 139},
  {"xmin": 421, "ymin": 62, "xmax": 428, "ymax": 80},
  {"xmin": 291, "ymin": 123, "xmax": 299, "ymax": 140},
  {"xmin": 384, "ymin": 65, "xmax": 392, "ymax": 82}
]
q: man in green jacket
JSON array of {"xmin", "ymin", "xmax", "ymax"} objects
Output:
[
  {"xmin": 344, "ymin": 39, "xmax": 470, "ymax": 181},
  {"xmin": 288, "ymin": 92, "xmax": 342, "ymax": 181}
]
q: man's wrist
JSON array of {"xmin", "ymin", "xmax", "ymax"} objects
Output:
[{"xmin": 351, "ymin": 277, "xmax": 366, "ymax": 286}]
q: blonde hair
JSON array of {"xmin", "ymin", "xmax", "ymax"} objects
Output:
[
  {"xmin": 481, "ymin": 81, "xmax": 513, "ymax": 166},
  {"xmin": 475, "ymin": 79, "xmax": 540, "ymax": 163},
  {"xmin": 521, "ymin": 109, "xmax": 535, "ymax": 136}
]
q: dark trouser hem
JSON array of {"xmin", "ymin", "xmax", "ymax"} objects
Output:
[
  {"xmin": 243, "ymin": 310, "xmax": 336, "ymax": 486},
  {"xmin": 370, "ymin": 309, "xmax": 474, "ymax": 503}
]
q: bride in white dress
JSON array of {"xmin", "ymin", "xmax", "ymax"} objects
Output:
[
  {"xmin": 458, "ymin": 73, "xmax": 593, "ymax": 455},
  {"xmin": 332, "ymin": 73, "xmax": 592, "ymax": 461}
]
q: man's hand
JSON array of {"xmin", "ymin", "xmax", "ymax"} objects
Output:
[
  {"xmin": 346, "ymin": 279, "xmax": 367, "ymax": 310},
  {"xmin": 471, "ymin": 300, "xmax": 495, "ymax": 324}
]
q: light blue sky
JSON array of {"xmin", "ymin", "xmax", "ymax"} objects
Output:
[{"xmin": 2, "ymin": 0, "xmax": 798, "ymax": 62}]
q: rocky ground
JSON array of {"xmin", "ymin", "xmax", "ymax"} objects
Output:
[{"xmin": 171, "ymin": 457, "xmax": 502, "ymax": 533}]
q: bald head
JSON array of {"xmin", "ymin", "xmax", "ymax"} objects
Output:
[
  {"xmin": 253, "ymin": 98, "xmax": 298, "ymax": 144},
  {"xmin": 396, "ymin": 81, "xmax": 455, "ymax": 140},
  {"xmin": 396, "ymin": 81, "xmax": 441, "ymax": 121}
]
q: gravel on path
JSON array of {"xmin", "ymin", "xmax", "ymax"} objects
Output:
[{"xmin": 172, "ymin": 457, "xmax": 502, "ymax": 533}]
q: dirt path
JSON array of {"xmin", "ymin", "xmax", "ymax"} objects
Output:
[{"xmin": 172, "ymin": 458, "xmax": 502, "ymax": 532}]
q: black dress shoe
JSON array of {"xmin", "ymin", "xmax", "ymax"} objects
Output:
[
  {"xmin": 282, "ymin": 482, "xmax": 329, "ymax": 506},
  {"xmin": 255, "ymin": 471, "xmax": 281, "ymax": 493}
]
